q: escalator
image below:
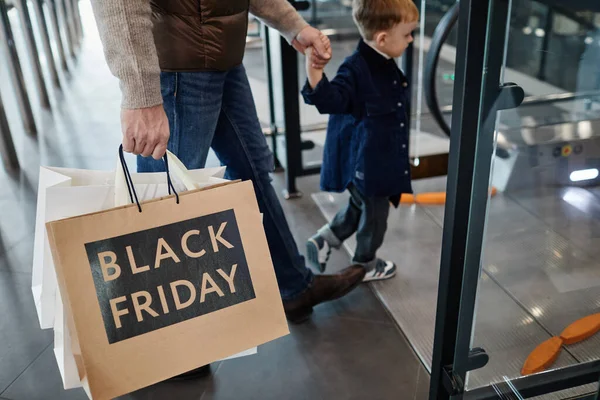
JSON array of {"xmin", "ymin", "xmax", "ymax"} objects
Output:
[{"xmin": 423, "ymin": 0, "xmax": 600, "ymax": 191}]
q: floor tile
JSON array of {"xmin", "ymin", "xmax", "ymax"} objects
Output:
[
  {"xmin": 2, "ymin": 346, "xmax": 87, "ymax": 400},
  {"xmin": 414, "ymin": 365, "xmax": 431, "ymax": 400},
  {"xmin": 0, "ymin": 235, "xmax": 35, "ymax": 274},
  {"xmin": 119, "ymin": 371, "xmax": 212, "ymax": 400},
  {"xmin": 0, "ymin": 272, "xmax": 52, "ymax": 394},
  {"xmin": 295, "ymin": 315, "xmax": 421, "ymax": 400}
]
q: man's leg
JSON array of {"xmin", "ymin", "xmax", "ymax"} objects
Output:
[
  {"xmin": 136, "ymin": 71, "xmax": 225, "ymax": 380},
  {"xmin": 137, "ymin": 71, "xmax": 226, "ymax": 172},
  {"xmin": 213, "ymin": 65, "xmax": 365, "ymax": 322},
  {"xmin": 211, "ymin": 67, "xmax": 312, "ymax": 300}
]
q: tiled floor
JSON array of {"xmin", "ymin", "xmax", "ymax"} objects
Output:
[
  {"xmin": 0, "ymin": 3, "xmax": 427, "ymax": 400},
  {"xmin": 313, "ymin": 173, "xmax": 600, "ymax": 397}
]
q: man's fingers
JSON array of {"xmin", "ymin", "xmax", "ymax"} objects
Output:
[
  {"xmin": 121, "ymin": 105, "xmax": 170, "ymax": 159},
  {"xmin": 141, "ymin": 142, "xmax": 154, "ymax": 158},
  {"xmin": 312, "ymin": 57, "xmax": 329, "ymax": 68},
  {"xmin": 122, "ymin": 136, "xmax": 135, "ymax": 153},
  {"xmin": 133, "ymin": 139, "xmax": 147, "ymax": 155},
  {"xmin": 312, "ymin": 36, "xmax": 330, "ymax": 60},
  {"xmin": 321, "ymin": 34, "xmax": 331, "ymax": 52},
  {"xmin": 152, "ymin": 143, "xmax": 167, "ymax": 160}
]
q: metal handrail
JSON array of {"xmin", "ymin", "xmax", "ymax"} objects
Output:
[
  {"xmin": 424, "ymin": 0, "xmax": 600, "ymax": 138},
  {"xmin": 438, "ymin": 90, "xmax": 600, "ymax": 114}
]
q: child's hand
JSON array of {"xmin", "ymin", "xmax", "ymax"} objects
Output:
[
  {"xmin": 309, "ymin": 33, "xmax": 331, "ymax": 69},
  {"xmin": 306, "ymin": 47, "xmax": 327, "ymax": 70},
  {"xmin": 306, "ymin": 46, "xmax": 329, "ymax": 89}
]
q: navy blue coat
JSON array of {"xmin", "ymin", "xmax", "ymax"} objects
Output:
[{"xmin": 302, "ymin": 40, "xmax": 413, "ymax": 204}]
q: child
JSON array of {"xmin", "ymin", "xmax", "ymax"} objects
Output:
[{"xmin": 302, "ymin": 0, "xmax": 419, "ymax": 282}]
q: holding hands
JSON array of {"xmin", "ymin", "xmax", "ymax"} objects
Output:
[{"xmin": 305, "ymin": 32, "xmax": 332, "ymax": 89}]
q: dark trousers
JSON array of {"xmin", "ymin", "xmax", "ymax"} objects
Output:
[
  {"xmin": 137, "ymin": 66, "xmax": 313, "ymax": 300},
  {"xmin": 320, "ymin": 185, "xmax": 390, "ymax": 270}
]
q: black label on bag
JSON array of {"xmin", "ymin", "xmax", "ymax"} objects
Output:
[{"xmin": 84, "ymin": 209, "xmax": 256, "ymax": 344}]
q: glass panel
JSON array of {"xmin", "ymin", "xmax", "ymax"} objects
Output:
[
  {"xmin": 465, "ymin": 0, "xmax": 600, "ymax": 396},
  {"xmin": 295, "ymin": 2, "xmax": 359, "ymax": 167},
  {"xmin": 490, "ymin": 381, "xmax": 599, "ymax": 399},
  {"xmin": 293, "ymin": 1, "xmax": 442, "ymax": 169}
]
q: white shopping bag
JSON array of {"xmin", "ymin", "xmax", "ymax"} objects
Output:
[{"xmin": 33, "ymin": 151, "xmax": 257, "ymax": 391}]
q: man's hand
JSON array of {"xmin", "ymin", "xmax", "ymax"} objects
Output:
[
  {"xmin": 293, "ymin": 26, "xmax": 331, "ymax": 68},
  {"xmin": 121, "ymin": 105, "xmax": 170, "ymax": 160}
]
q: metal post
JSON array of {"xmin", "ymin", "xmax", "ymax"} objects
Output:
[
  {"xmin": 69, "ymin": 0, "xmax": 82, "ymax": 44},
  {"xmin": 310, "ymin": 0, "xmax": 318, "ymax": 25},
  {"xmin": 430, "ymin": 0, "xmax": 524, "ymax": 398},
  {"xmin": 32, "ymin": 0, "xmax": 60, "ymax": 87},
  {"xmin": 538, "ymin": 8, "xmax": 553, "ymax": 81},
  {"xmin": 261, "ymin": 24, "xmax": 283, "ymax": 171},
  {"xmin": 0, "ymin": 93, "xmax": 20, "ymax": 171},
  {"xmin": 59, "ymin": 0, "xmax": 75, "ymax": 57},
  {"xmin": 0, "ymin": 0, "xmax": 37, "ymax": 135},
  {"xmin": 65, "ymin": 0, "xmax": 78, "ymax": 50},
  {"xmin": 47, "ymin": 0, "xmax": 68, "ymax": 72},
  {"xmin": 429, "ymin": 0, "xmax": 492, "ymax": 398},
  {"xmin": 15, "ymin": 0, "xmax": 51, "ymax": 108},
  {"xmin": 452, "ymin": 0, "xmax": 525, "ymax": 382},
  {"xmin": 280, "ymin": 37, "xmax": 303, "ymax": 198},
  {"xmin": 402, "ymin": 41, "xmax": 414, "ymax": 130}
]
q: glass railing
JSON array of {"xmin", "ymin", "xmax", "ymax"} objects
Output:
[{"xmin": 464, "ymin": 0, "xmax": 600, "ymax": 397}]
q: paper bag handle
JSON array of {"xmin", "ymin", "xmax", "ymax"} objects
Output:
[{"xmin": 118, "ymin": 145, "xmax": 180, "ymax": 212}]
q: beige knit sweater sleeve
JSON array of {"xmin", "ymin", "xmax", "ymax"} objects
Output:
[
  {"xmin": 250, "ymin": 0, "xmax": 308, "ymax": 43},
  {"xmin": 90, "ymin": 0, "xmax": 308, "ymax": 110}
]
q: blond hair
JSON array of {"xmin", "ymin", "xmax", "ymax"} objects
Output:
[{"xmin": 353, "ymin": 0, "xmax": 419, "ymax": 40}]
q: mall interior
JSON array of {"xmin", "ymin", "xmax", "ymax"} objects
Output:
[{"xmin": 1, "ymin": 0, "xmax": 600, "ymax": 399}]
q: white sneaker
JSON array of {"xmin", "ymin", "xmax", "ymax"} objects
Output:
[
  {"xmin": 306, "ymin": 235, "xmax": 331, "ymax": 273},
  {"xmin": 363, "ymin": 260, "xmax": 396, "ymax": 282}
]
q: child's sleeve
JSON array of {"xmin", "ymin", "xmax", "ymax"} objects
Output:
[{"xmin": 301, "ymin": 63, "xmax": 357, "ymax": 115}]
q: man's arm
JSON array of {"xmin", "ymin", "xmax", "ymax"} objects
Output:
[
  {"xmin": 90, "ymin": 0, "xmax": 162, "ymax": 109},
  {"xmin": 90, "ymin": 0, "xmax": 169, "ymax": 159},
  {"xmin": 249, "ymin": 0, "xmax": 308, "ymax": 43},
  {"xmin": 250, "ymin": 0, "xmax": 331, "ymax": 64}
]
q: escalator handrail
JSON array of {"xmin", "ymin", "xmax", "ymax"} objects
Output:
[
  {"xmin": 423, "ymin": 2, "xmax": 458, "ymax": 138},
  {"xmin": 424, "ymin": 0, "xmax": 598, "ymax": 140}
]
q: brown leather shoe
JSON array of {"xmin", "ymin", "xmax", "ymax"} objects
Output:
[{"xmin": 283, "ymin": 265, "xmax": 366, "ymax": 324}]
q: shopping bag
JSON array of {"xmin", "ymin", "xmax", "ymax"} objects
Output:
[
  {"xmin": 45, "ymin": 148, "xmax": 288, "ymax": 399},
  {"xmin": 32, "ymin": 161, "xmax": 227, "ymax": 329},
  {"xmin": 34, "ymin": 153, "xmax": 258, "ymax": 391}
]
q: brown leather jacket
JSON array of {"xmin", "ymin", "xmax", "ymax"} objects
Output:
[{"xmin": 150, "ymin": 0, "xmax": 250, "ymax": 71}]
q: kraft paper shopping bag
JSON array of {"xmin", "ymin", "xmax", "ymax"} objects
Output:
[
  {"xmin": 46, "ymin": 155, "xmax": 288, "ymax": 399},
  {"xmin": 33, "ymin": 151, "xmax": 257, "ymax": 392},
  {"xmin": 33, "ymin": 162, "xmax": 227, "ymax": 329}
]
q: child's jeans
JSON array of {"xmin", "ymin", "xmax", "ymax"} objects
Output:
[{"xmin": 318, "ymin": 184, "xmax": 391, "ymax": 271}]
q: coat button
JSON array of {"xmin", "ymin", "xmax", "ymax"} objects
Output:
[
  {"xmin": 397, "ymin": 102, "xmax": 402, "ymax": 107},
  {"xmin": 402, "ymin": 144, "xmax": 406, "ymax": 149},
  {"xmin": 400, "ymin": 123, "xmax": 405, "ymax": 127},
  {"xmin": 405, "ymin": 170, "xmax": 409, "ymax": 175},
  {"xmin": 393, "ymin": 80, "xmax": 398, "ymax": 85},
  {"xmin": 403, "ymin": 82, "xmax": 408, "ymax": 87}
]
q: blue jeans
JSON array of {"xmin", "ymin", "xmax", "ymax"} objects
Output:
[{"xmin": 137, "ymin": 65, "xmax": 313, "ymax": 300}]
